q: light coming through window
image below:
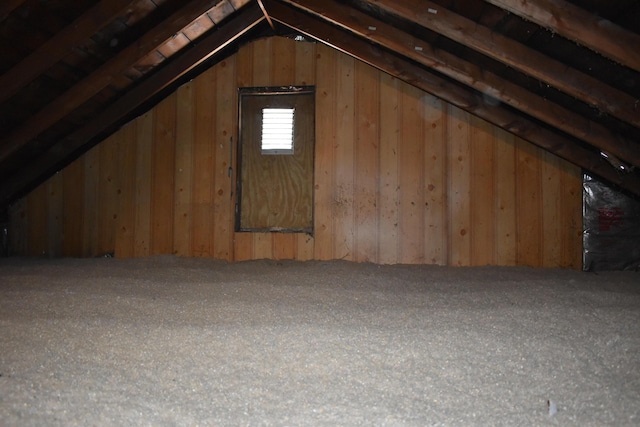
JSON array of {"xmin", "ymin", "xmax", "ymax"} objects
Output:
[{"xmin": 261, "ymin": 108, "xmax": 295, "ymax": 154}]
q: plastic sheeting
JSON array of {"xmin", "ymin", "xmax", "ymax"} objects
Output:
[{"xmin": 583, "ymin": 174, "xmax": 640, "ymax": 271}]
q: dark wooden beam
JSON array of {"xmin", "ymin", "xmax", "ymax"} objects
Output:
[
  {"xmin": 0, "ymin": 0, "xmax": 28, "ymax": 21},
  {"xmin": 0, "ymin": 0, "xmax": 134, "ymax": 104},
  {"xmin": 257, "ymin": 0, "xmax": 275, "ymax": 30},
  {"xmin": 485, "ymin": 0, "xmax": 640, "ymax": 73},
  {"xmin": 0, "ymin": 0, "xmax": 231, "ymax": 164},
  {"xmin": 0, "ymin": 4, "xmax": 265, "ymax": 207},
  {"xmin": 363, "ymin": 0, "xmax": 640, "ymax": 129},
  {"xmin": 275, "ymin": 0, "xmax": 640, "ymax": 170},
  {"xmin": 262, "ymin": 0, "xmax": 640, "ymax": 197}
]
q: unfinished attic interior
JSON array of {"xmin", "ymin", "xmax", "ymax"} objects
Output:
[
  {"xmin": 1, "ymin": 1, "xmax": 640, "ymax": 425},
  {"xmin": 1, "ymin": 0, "xmax": 639, "ymax": 267}
]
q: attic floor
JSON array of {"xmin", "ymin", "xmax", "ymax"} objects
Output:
[{"xmin": 1, "ymin": 256, "xmax": 639, "ymax": 425}]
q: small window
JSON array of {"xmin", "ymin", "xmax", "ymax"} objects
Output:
[{"xmin": 262, "ymin": 108, "xmax": 295, "ymax": 154}]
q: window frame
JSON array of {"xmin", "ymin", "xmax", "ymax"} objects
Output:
[{"xmin": 236, "ymin": 86, "xmax": 316, "ymax": 234}]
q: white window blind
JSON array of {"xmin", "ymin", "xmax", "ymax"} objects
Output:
[{"xmin": 261, "ymin": 108, "xmax": 295, "ymax": 154}]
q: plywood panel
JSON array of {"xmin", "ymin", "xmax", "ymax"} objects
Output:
[{"xmin": 239, "ymin": 93, "xmax": 314, "ymax": 231}]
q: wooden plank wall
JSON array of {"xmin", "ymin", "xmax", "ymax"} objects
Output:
[{"xmin": 8, "ymin": 37, "xmax": 583, "ymax": 268}]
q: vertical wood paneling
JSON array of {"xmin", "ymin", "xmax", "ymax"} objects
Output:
[
  {"xmin": 378, "ymin": 73, "xmax": 400, "ymax": 264},
  {"xmin": 398, "ymin": 84, "xmax": 425, "ymax": 264},
  {"xmin": 313, "ymin": 45, "xmax": 336, "ymax": 260},
  {"xmin": 10, "ymin": 37, "xmax": 584, "ymax": 268},
  {"xmin": 234, "ymin": 233, "xmax": 253, "ymax": 261},
  {"xmin": 134, "ymin": 111, "xmax": 153, "ymax": 257},
  {"xmin": 98, "ymin": 136, "xmax": 119, "ymax": 255},
  {"xmin": 192, "ymin": 69, "xmax": 215, "ymax": 257},
  {"xmin": 8, "ymin": 198, "xmax": 28, "ymax": 255},
  {"xmin": 272, "ymin": 36, "xmax": 295, "ymax": 86},
  {"xmin": 296, "ymin": 233, "xmax": 314, "ymax": 260},
  {"xmin": 333, "ymin": 53, "xmax": 356, "ymax": 261},
  {"xmin": 447, "ymin": 105, "xmax": 472, "ymax": 266},
  {"xmin": 46, "ymin": 173, "xmax": 63, "ymax": 257},
  {"xmin": 173, "ymin": 82, "xmax": 195, "ymax": 257},
  {"xmin": 354, "ymin": 61, "xmax": 379, "ymax": 263},
  {"xmin": 542, "ymin": 150, "xmax": 562, "ymax": 267},
  {"xmin": 27, "ymin": 184, "xmax": 47, "ymax": 256},
  {"xmin": 423, "ymin": 94, "xmax": 446, "ymax": 265},
  {"xmin": 295, "ymin": 42, "xmax": 317, "ymax": 262},
  {"xmin": 234, "ymin": 44, "xmax": 254, "ymax": 261},
  {"xmin": 252, "ymin": 38, "xmax": 272, "ymax": 86},
  {"xmin": 253, "ymin": 232, "xmax": 273, "ymax": 259},
  {"xmin": 82, "ymin": 145, "xmax": 99, "ymax": 256},
  {"xmin": 562, "ymin": 165, "xmax": 583, "ymax": 268},
  {"xmin": 213, "ymin": 58, "xmax": 236, "ymax": 260},
  {"xmin": 470, "ymin": 116, "xmax": 495, "ymax": 266},
  {"xmin": 151, "ymin": 93, "xmax": 176, "ymax": 254},
  {"xmin": 115, "ymin": 122, "xmax": 137, "ymax": 258},
  {"xmin": 516, "ymin": 137, "xmax": 543, "ymax": 266},
  {"xmin": 494, "ymin": 127, "xmax": 517, "ymax": 265},
  {"xmin": 295, "ymin": 41, "xmax": 316, "ymax": 86},
  {"xmin": 62, "ymin": 158, "xmax": 84, "ymax": 256},
  {"xmin": 274, "ymin": 233, "xmax": 295, "ymax": 260}
]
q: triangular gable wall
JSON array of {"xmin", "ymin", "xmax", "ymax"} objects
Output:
[{"xmin": 8, "ymin": 37, "xmax": 582, "ymax": 267}]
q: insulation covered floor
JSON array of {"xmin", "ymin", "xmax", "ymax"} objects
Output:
[{"xmin": 1, "ymin": 256, "xmax": 639, "ymax": 426}]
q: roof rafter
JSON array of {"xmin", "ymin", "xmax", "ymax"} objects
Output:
[
  {"xmin": 0, "ymin": 3, "xmax": 266, "ymax": 206},
  {"xmin": 263, "ymin": 0, "xmax": 640, "ymax": 197},
  {"xmin": 364, "ymin": 0, "xmax": 640, "ymax": 128},
  {"xmin": 0, "ymin": 0, "xmax": 28, "ymax": 22},
  {"xmin": 484, "ymin": 0, "xmax": 640, "ymax": 72},
  {"xmin": 0, "ymin": 0, "xmax": 230, "ymax": 164},
  {"xmin": 0, "ymin": 0, "xmax": 135, "ymax": 104},
  {"xmin": 275, "ymin": 0, "xmax": 640, "ymax": 170}
]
